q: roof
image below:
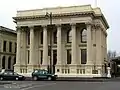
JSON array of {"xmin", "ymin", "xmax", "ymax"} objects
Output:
[
  {"xmin": 0, "ymin": 26, "xmax": 16, "ymax": 34},
  {"xmin": 13, "ymin": 4, "xmax": 109, "ymax": 29}
]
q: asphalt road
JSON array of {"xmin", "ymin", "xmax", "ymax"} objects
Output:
[{"xmin": 0, "ymin": 80, "xmax": 120, "ymax": 90}]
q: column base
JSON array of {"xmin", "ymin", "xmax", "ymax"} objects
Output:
[
  {"xmin": 40, "ymin": 65, "xmax": 48, "ymax": 70},
  {"xmin": 14, "ymin": 64, "xmax": 21, "ymax": 73},
  {"xmin": 27, "ymin": 64, "xmax": 40, "ymax": 73},
  {"xmin": 55, "ymin": 64, "xmax": 62, "ymax": 74}
]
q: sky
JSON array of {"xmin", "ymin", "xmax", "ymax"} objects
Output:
[{"xmin": 0, "ymin": 0, "xmax": 119, "ymax": 54}]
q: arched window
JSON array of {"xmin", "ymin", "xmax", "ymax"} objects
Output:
[
  {"xmin": 67, "ymin": 30, "xmax": 72, "ymax": 43},
  {"xmin": 53, "ymin": 30, "xmax": 57, "ymax": 44},
  {"xmin": 8, "ymin": 57, "xmax": 11, "ymax": 69},
  {"xmin": 81, "ymin": 29, "xmax": 87, "ymax": 43},
  {"xmin": 2, "ymin": 56, "xmax": 5, "ymax": 69}
]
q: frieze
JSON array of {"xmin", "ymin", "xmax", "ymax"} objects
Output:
[{"xmin": 13, "ymin": 12, "xmax": 95, "ymax": 21}]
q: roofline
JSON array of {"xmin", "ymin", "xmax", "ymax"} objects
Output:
[{"xmin": 0, "ymin": 26, "xmax": 16, "ymax": 34}]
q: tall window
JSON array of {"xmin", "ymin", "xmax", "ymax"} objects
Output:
[
  {"xmin": 3, "ymin": 41, "xmax": 6, "ymax": 52},
  {"xmin": 81, "ymin": 29, "xmax": 87, "ymax": 43},
  {"xmin": 28, "ymin": 50, "xmax": 30, "ymax": 64},
  {"xmin": 53, "ymin": 31, "xmax": 57, "ymax": 44},
  {"xmin": 67, "ymin": 30, "xmax": 72, "ymax": 43},
  {"xmin": 67, "ymin": 50, "xmax": 71, "ymax": 64},
  {"xmin": 40, "ymin": 50, "xmax": 43, "ymax": 64},
  {"xmin": 81, "ymin": 49, "xmax": 87, "ymax": 64},
  {"xmin": 8, "ymin": 57, "xmax": 11, "ymax": 69},
  {"xmin": 27, "ymin": 31, "xmax": 30, "ymax": 45},
  {"xmin": 9, "ymin": 42, "xmax": 12, "ymax": 52},
  {"xmin": 40, "ymin": 31, "xmax": 43, "ymax": 44},
  {"xmin": 15, "ymin": 42, "xmax": 17, "ymax": 53},
  {"xmin": 2, "ymin": 56, "xmax": 5, "ymax": 69}
]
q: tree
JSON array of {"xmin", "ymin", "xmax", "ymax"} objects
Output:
[{"xmin": 107, "ymin": 50, "xmax": 117, "ymax": 61}]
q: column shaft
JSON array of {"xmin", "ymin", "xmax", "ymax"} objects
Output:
[
  {"xmin": 57, "ymin": 25, "xmax": 62, "ymax": 65},
  {"xmin": 71, "ymin": 24, "xmax": 77, "ymax": 65},
  {"xmin": 86, "ymin": 23, "xmax": 92, "ymax": 64},
  {"xmin": 43, "ymin": 26, "xmax": 48, "ymax": 65},
  {"xmin": 16, "ymin": 27, "xmax": 21, "ymax": 64},
  {"xmin": 29, "ymin": 26, "xmax": 35, "ymax": 65}
]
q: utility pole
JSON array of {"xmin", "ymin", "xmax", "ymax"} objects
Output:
[{"xmin": 45, "ymin": 12, "xmax": 53, "ymax": 74}]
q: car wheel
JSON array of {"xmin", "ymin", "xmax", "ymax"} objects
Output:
[
  {"xmin": 15, "ymin": 77, "xmax": 19, "ymax": 81},
  {"xmin": 0, "ymin": 77, "xmax": 3, "ymax": 81},
  {"xmin": 33, "ymin": 76, "xmax": 38, "ymax": 81},
  {"xmin": 47, "ymin": 77, "xmax": 52, "ymax": 81}
]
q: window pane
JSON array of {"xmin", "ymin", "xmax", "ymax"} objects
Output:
[
  {"xmin": 81, "ymin": 49, "xmax": 87, "ymax": 64},
  {"xmin": 81, "ymin": 29, "xmax": 87, "ymax": 43}
]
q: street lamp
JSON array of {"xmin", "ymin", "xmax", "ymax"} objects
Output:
[{"xmin": 45, "ymin": 12, "xmax": 53, "ymax": 74}]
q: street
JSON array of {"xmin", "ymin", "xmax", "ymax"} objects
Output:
[{"xmin": 0, "ymin": 80, "xmax": 120, "ymax": 90}]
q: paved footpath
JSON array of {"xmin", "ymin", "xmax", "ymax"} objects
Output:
[{"xmin": 0, "ymin": 80, "xmax": 120, "ymax": 90}]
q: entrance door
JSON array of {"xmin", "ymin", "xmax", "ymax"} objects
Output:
[{"xmin": 53, "ymin": 50, "xmax": 57, "ymax": 74}]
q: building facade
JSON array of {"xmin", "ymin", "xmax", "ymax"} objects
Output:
[
  {"xmin": 13, "ymin": 5, "xmax": 109, "ymax": 77},
  {"xmin": 0, "ymin": 26, "xmax": 17, "ymax": 70}
]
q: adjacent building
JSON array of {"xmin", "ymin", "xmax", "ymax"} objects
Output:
[
  {"xmin": 13, "ymin": 5, "xmax": 109, "ymax": 77},
  {"xmin": 0, "ymin": 26, "xmax": 17, "ymax": 70}
]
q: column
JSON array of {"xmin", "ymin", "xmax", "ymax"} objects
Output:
[
  {"xmin": 71, "ymin": 23, "xmax": 77, "ymax": 65},
  {"xmin": 86, "ymin": 23, "xmax": 92, "ymax": 64},
  {"xmin": 43, "ymin": 25, "xmax": 48, "ymax": 65},
  {"xmin": 29, "ymin": 26, "xmax": 35, "ymax": 65},
  {"xmin": 96, "ymin": 26, "xmax": 102, "ymax": 65},
  {"xmin": 16, "ymin": 26, "xmax": 21, "ymax": 65},
  {"xmin": 57, "ymin": 24, "xmax": 62, "ymax": 65}
]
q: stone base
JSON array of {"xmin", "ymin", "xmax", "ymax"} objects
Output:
[
  {"xmin": 14, "ymin": 64, "xmax": 21, "ymax": 73},
  {"xmin": 27, "ymin": 64, "xmax": 40, "ymax": 73},
  {"xmin": 40, "ymin": 65, "xmax": 48, "ymax": 70},
  {"xmin": 55, "ymin": 64, "xmax": 105, "ymax": 78}
]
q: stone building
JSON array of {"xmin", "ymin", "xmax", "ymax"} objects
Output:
[
  {"xmin": 0, "ymin": 26, "xmax": 17, "ymax": 70},
  {"xmin": 13, "ymin": 5, "xmax": 109, "ymax": 77}
]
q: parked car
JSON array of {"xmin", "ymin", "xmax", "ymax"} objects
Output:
[
  {"xmin": 32, "ymin": 69, "xmax": 57, "ymax": 81},
  {"xmin": 0, "ymin": 71, "xmax": 25, "ymax": 80}
]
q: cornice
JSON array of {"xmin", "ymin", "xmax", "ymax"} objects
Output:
[{"xmin": 13, "ymin": 11, "xmax": 95, "ymax": 21}]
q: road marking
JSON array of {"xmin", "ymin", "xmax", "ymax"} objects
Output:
[{"xmin": 21, "ymin": 83, "xmax": 56, "ymax": 90}]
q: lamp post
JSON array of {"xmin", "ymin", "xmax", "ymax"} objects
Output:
[{"xmin": 45, "ymin": 12, "xmax": 53, "ymax": 74}]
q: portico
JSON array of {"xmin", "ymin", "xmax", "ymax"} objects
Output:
[{"xmin": 13, "ymin": 5, "xmax": 109, "ymax": 77}]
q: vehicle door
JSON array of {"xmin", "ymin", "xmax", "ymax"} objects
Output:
[
  {"xmin": 6, "ymin": 72, "xmax": 15, "ymax": 80},
  {"xmin": 38, "ymin": 70, "xmax": 48, "ymax": 79},
  {"xmin": 2, "ymin": 71, "xmax": 13, "ymax": 80}
]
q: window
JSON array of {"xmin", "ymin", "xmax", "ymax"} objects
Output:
[
  {"xmin": 81, "ymin": 49, "xmax": 87, "ymax": 64},
  {"xmin": 67, "ymin": 50, "xmax": 71, "ymax": 64},
  {"xmin": 9, "ymin": 42, "xmax": 12, "ymax": 52},
  {"xmin": 3, "ymin": 41, "xmax": 6, "ymax": 52},
  {"xmin": 53, "ymin": 31, "xmax": 57, "ymax": 44},
  {"xmin": 28, "ymin": 50, "xmax": 30, "ymax": 64},
  {"xmin": 67, "ymin": 30, "xmax": 72, "ymax": 43},
  {"xmin": 40, "ymin": 31, "xmax": 43, "ymax": 44},
  {"xmin": 27, "ymin": 31, "xmax": 30, "ymax": 45},
  {"xmin": 8, "ymin": 57, "xmax": 11, "ymax": 69},
  {"xmin": 14, "ymin": 43, "xmax": 17, "ymax": 53},
  {"xmin": 2, "ymin": 56, "xmax": 5, "ymax": 69},
  {"xmin": 40, "ymin": 50, "xmax": 43, "ymax": 64},
  {"xmin": 81, "ymin": 29, "xmax": 87, "ymax": 43}
]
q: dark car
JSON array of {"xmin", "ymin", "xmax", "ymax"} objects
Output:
[
  {"xmin": 0, "ymin": 71, "xmax": 25, "ymax": 80},
  {"xmin": 32, "ymin": 69, "xmax": 57, "ymax": 81}
]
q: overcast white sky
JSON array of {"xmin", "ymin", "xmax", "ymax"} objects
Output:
[{"xmin": 0, "ymin": 0, "xmax": 119, "ymax": 53}]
